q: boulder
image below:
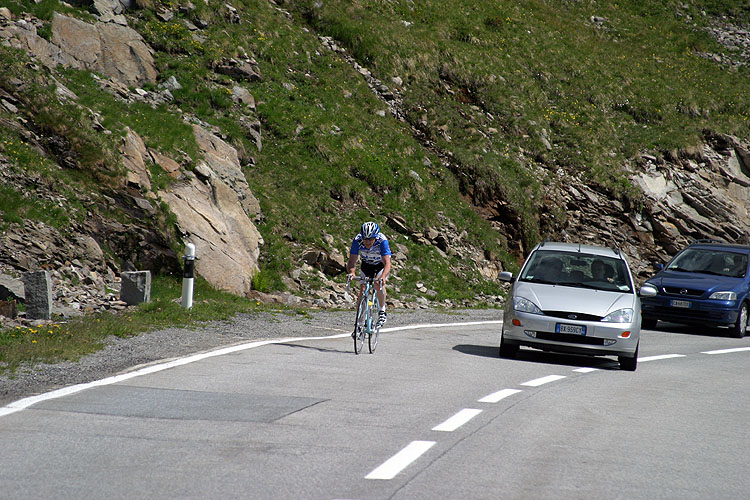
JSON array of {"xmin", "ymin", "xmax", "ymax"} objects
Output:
[
  {"xmin": 50, "ymin": 13, "xmax": 157, "ymax": 86},
  {"xmin": 1, "ymin": 17, "xmax": 78, "ymax": 70},
  {"xmin": 158, "ymin": 174, "xmax": 263, "ymax": 297},
  {"xmin": 0, "ymin": 273, "xmax": 25, "ymax": 302},
  {"xmin": 192, "ymin": 125, "xmax": 261, "ymax": 217},
  {"xmin": 121, "ymin": 127, "xmax": 152, "ymax": 190}
]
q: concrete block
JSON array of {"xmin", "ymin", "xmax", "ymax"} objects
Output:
[
  {"xmin": 120, "ymin": 271, "xmax": 151, "ymax": 305},
  {"xmin": 23, "ymin": 271, "xmax": 52, "ymax": 320}
]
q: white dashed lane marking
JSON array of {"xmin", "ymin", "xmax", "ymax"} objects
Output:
[
  {"xmin": 365, "ymin": 441, "xmax": 436, "ymax": 480},
  {"xmin": 573, "ymin": 367, "xmax": 599, "ymax": 373},
  {"xmin": 365, "ymin": 345, "xmax": 750, "ymax": 480},
  {"xmin": 638, "ymin": 354, "xmax": 686, "ymax": 362},
  {"xmin": 478, "ymin": 388, "xmax": 522, "ymax": 403},
  {"xmin": 520, "ymin": 374, "xmax": 567, "ymax": 387},
  {"xmin": 432, "ymin": 408, "xmax": 483, "ymax": 432},
  {"xmin": 702, "ymin": 347, "xmax": 750, "ymax": 355}
]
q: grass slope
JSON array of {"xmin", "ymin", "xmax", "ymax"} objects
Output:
[{"xmin": 1, "ymin": 0, "xmax": 750, "ymax": 369}]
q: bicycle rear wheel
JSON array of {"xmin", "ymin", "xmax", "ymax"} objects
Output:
[
  {"xmin": 368, "ymin": 294, "xmax": 380, "ymax": 353},
  {"xmin": 353, "ymin": 294, "xmax": 368, "ymax": 354}
]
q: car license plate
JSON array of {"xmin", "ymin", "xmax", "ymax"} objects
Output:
[
  {"xmin": 671, "ymin": 300, "xmax": 691, "ymax": 308},
  {"xmin": 556, "ymin": 323, "xmax": 586, "ymax": 335}
]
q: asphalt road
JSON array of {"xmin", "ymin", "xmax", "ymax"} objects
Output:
[{"xmin": 1, "ymin": 320, "xmax": 749, "ymax": 499}]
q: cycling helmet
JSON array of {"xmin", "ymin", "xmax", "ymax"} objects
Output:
[{"xmin": 360, "ymin": 221, "xmax": 380, "ymax": 239}]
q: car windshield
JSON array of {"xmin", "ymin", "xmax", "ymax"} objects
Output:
[
  {"xmin": 518, "ymin": 249, "xmax": 633, "ymax": 292},
  {"xmin": 666, "ymin": 248, "xmax": 748, "ymax": 278}
]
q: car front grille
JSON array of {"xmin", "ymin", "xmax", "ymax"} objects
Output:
[
  {"xmin": 650, "ymin": 306, "xmax": 728, "ymax": 322},
  {"xmin": 536, "ymin": 331, "xmax": 606, "ymax": 345},
  {"xmin": 543, "ymin": 310, "xmax": 603, "ymax": 321},
  {"xmin": 662, "ymin": 287, "xmax": 705, "ymax": 297}
]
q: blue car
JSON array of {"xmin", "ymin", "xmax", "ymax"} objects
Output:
[{"xmin": 641, "ymin": 240, "xmax": 750, "ymax": 337}]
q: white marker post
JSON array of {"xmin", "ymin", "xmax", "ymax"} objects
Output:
[{"xmin": 181, "ymin": 243, "xmax": 195, "ymax": 309}]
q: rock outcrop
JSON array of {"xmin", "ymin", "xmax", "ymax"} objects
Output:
[
  {"xmin": 157, "ymin": 126, "xmax": 264, "ymax": 297},
  {"xmin": 542, "ymin": 132, "xmax": 750, "ymax": 279},
  {"xmin": 1, "ymin": 2, "xmax": 750, "ymax": 327},
  {"xmin": 0, "ymin": 11, "xmax": 156, "ymax": 87},
  {"xmin": 115, "ymin": 122, "xmax": 265, "ymax": 298},
  {"xmin": 0, "ymin": 7, "xmax": 265, "ymax": 321}
]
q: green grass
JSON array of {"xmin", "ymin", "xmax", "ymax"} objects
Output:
[
  {"xmin": 289, "ymin": 0, "xmax": 750, "ymax": 209},
  {"xmin": 0, "ymin": 0, "xmax": 84, "ymax": 21},
  {"xmin": 125, "ymin": 0, "xmax": 749, "ymax": 296},
  {"xmin": 0, "ymin": 46, "xmax": 122, "ymax": 180},
  {"xmin": 58, "ymin": 67, "xmax": 201, "ymax": 173},
  {"xmin": 0, "ymin": 275, "xmax": 287, "ymax": 374},
  {"xmin": 2, "ymin": 0, "xmax": 750, "ymax": 369},
  {"xmin": 0, "ymin": 186, "xmax": 69, "ymax": 230}
]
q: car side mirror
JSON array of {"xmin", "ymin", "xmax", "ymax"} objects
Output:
[
  {"xmin": 498, "ymin": 271, "xmax": 514, "ymax": 282},
  {"xmin": 639, "ymin": 284, "xmax": 658, "ymax": 297}
]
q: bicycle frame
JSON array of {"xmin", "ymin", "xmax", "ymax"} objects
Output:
[{"xmin": 350, "ymin": 276, "xmax": 382, "ymax": 354}]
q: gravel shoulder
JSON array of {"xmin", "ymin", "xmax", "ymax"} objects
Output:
[{"xmin": 0, "ymin": 307, "xmax": 502, "ymax": 407}]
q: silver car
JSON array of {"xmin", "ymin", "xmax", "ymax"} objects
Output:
[{"xmin": 499, "ymin": 242, "xmax": 657, "ymax": 371}]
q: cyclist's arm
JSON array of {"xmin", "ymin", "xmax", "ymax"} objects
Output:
[
  {"xmin": 347, "ymin": 238, "xmax": 361, "ymax": 278},
  {"xmin": 380, "ymin": 254, "xmax": 392, "ymax": 283},
  {"xmin": 346, "ymin": 253, "xmax": 358, "ymax": 277}
]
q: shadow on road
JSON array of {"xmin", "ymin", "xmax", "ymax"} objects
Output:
[
  {"xmin": 278, "ymin": 342, "xmax": 351, "ymax": 354},
  {"xmin": 452, "ymin": 344, "xmax": 498, "ymax": 358},
  {"xmin": 453, "ymin": 344, "xmax": 620, "ymax": 370},
  {"xmin": 648, "ymin": 322, "xmax": 739, "ymax": 338}
]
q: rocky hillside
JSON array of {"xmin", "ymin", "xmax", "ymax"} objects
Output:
[{"xmin": 1, "ymin": 0, "xmax": 749, "ymax": 324}]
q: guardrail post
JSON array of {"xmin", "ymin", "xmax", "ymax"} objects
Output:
[{"xmin": 181, "ymin": 243, "xmax": 196, "ymax": 309}]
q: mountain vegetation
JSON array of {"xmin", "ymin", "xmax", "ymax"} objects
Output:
[{"xmin": 1, "ymin": 0, "xmax": 749, "ymax": 318}]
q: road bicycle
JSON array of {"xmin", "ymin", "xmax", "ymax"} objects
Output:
[{"xmin": 348, "ymin": 276, "xmax": 382, "ymax": 354}]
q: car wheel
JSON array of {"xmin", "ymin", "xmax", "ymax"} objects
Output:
[
  {"xmin": 618, "ymin": 342, "xmax": 638, "ymax": 372},
  {"xmin": 641, "ymin": 316, "xmax": 657, "ymax": 330},
  {"xmin": 499, "ymin": 329, "xmax": 519, "ymax": 358},
  {"xmin": 730, "ymin": 302, "xmax": 748, "ymax": 339}
]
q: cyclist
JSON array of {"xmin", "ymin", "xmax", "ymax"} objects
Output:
[{"xmin": 347, "ymin": 221, "xmax": 392, "ymax": 331}]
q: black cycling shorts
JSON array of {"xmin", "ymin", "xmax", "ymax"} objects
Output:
[{"xmin": 361, "ymin": 261, "xmax": 385, "ymax": 278}]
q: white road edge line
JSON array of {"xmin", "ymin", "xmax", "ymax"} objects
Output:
[
  {"xmin": 573, "ymin": 367, "xmax": 599, "ymax": 373},
  {"xmin": 521, "ymin": 374, "xmax": 566, "ymax": 387},
  {"xmin": 638, "ymin": 354, "xmax": 685, "ymax": 362},
  {"xmin": 702, "ymin": 347, "xmax": 750, "ymax": 355},
  {"xmin": 432, "ymin": 408, "xmax": 483, "ymax": 432},
  {"xmin": 0, "ymin": 320, "xmax": 503, "ymax": 418},
  {"xmin": 365, "ymin": 440, "xmax": 436, "ymax": 480},
  {"xmin": 478, "ymin": 388, "xmax": 522, "ymax": 403}
]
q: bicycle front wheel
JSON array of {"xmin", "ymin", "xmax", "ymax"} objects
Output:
[
  {"xmin": 353, "ymin": 295, "xmax": 368, "ymax": 354},
  {"xmin": 368, "ymin": 295, "xmax": 380, "ymax": 353}
]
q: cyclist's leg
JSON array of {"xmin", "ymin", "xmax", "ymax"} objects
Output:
[
  {"xmin": 374, "ymin": 268, "xmax": 387, "ymax": 327},
  {"xmin": 369, "ymin": 292, "xmax": 381, "ymax": 353},
  {"xmin": 358, "ymin": 266, "xmax": 371, "ymax": 307},
  {"xmin": 352, "ymin": 267, "xmax": 368, "ymax": 337}
]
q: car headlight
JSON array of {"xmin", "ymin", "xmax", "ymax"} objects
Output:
[
  {"xmin": 601, "ymin": 308, "xmax": 633, "ymax": 323},
  {"xmin": 709, "ymin": 291, "xmax": 736, "ymax": 300},
  {"xmin": 513, "ymin": 296, "xmax": 543, "ymax": 315}
]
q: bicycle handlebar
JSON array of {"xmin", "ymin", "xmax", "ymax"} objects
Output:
[{"xmin": 347, "ymin": 276, "xmax": 383, "ymax": 286}]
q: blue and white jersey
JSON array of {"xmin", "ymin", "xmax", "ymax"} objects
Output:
[{"xmin": 350, "ymin": 233, "xmax": 391, "ymax": 265}]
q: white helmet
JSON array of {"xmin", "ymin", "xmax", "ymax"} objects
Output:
[{"xmin": 360, "ymin": 222, "xmax": 380, "ymax": 239}]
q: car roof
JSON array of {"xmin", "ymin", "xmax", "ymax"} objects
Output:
[
  {"xmin": 533, "ymin": 241, "xmax": 623, "ymax": 259},
  {"xmin": 688, "ymin": 241, "xmax": 750, "ymax": 253}
]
